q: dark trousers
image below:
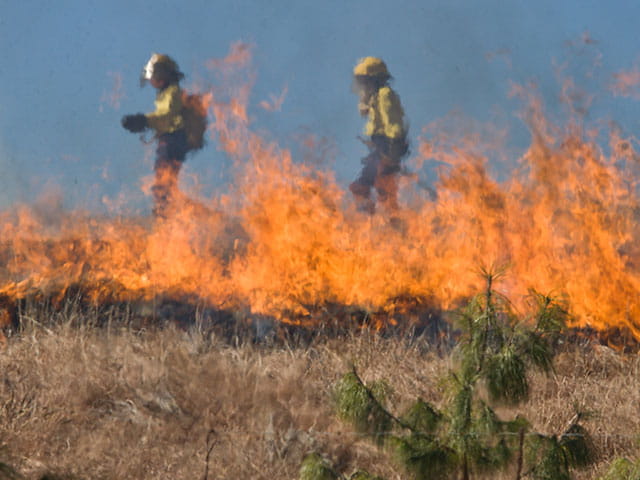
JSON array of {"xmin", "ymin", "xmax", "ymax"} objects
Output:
[
  {"xmin": 152, "ymin": 129, "xmax": 189, "ymax": 218},
  {"xmin": 349, "ymin": 134, "xmax": 408, "ymax": 212}
]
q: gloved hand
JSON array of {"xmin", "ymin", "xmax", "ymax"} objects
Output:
[{"xmin": 121, "ymin": 113, "xmax": 148, "ymax": 133}]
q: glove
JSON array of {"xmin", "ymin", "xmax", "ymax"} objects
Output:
[{"xmin": 121, "ymin": 113, "xmax": 148, "ymax": 133}]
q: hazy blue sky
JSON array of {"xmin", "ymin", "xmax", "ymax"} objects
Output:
[{"xmin": 1, "ymin": 0, "xmax": 640, "ymax": 212}]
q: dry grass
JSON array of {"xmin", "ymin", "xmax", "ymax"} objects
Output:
[{"xmin": 0, "ymin": 307, "xmax": 638, "ymax": 479}]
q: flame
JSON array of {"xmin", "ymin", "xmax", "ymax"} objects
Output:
[{"xmin": 2, "ymin": 43, "xmax": 640, "ymax": 339}]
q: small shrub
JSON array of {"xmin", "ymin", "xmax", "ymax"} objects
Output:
[
  {"xmin": 304, "ymin": 269, "xmax": 596, "ymax": 480},
  {"xmin": 299, "ymin": 453, "xmax": 340, "ymax": 480}
]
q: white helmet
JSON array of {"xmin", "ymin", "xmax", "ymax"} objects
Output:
[{"xmin": 140, "ymin": 53, "xmax": 183, "ymax": 87}]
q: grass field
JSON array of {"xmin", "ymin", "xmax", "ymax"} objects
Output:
[{"xmin": 0, "ymin": 304, "xmax": 639, "ymax": 480}]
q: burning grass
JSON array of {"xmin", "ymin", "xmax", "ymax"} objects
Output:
[
  {"xmin": 2, "ymin": 44, "xmax": 640, "ymax": 344},
  {"xmin": 0, "ymin": 304, "xmax": 639, "ymax": 479},
  {"xmin": 2, "ymin": 43, "xmax": 640, "ymax": 478}
]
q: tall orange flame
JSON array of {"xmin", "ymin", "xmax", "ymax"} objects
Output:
[{"xmin": 1, "ymin": 43, "xmax": 639, "ymax": 338}]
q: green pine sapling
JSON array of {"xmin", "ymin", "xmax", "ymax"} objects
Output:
[{"xmin": 302, "ymin": 268, "xmax": 595, "ymax": 480}]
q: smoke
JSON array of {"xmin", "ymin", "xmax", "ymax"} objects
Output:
[
  {"xmin": 259, "ymin": 85, "xmax": 288, "ymax": 112},
  {"xmin": 0, "ymin": 141, "xmax": 21, "ymax": 209},
  {"xmin": 99, "ymin": 71, "xmax": 126, "ymax": 112},
  {"xmin": 1, "ymin": 39, "xmax": 640, "ymax": 340},
  {"xmin": 611, "ymin": 62, "xmax": 640, "ymax": 100}
]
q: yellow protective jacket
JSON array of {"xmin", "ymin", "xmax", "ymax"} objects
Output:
[
  {"xmin": 363, "ymin": 86, "xmax": 406, "ymax": 140},
  {"xmin": 145, "ymin": 84, "xmax": 184, "ymax": 134}
]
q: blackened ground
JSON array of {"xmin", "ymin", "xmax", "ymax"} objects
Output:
[{"xmin": 1, "ymin": 286, "xmax": 637, "ymax": 353}]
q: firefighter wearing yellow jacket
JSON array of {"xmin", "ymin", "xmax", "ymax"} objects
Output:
[
  {"xmin": 122, "ymin": 53, "xmax": 189, "ymax": 218},
  {"xmin": 350, "ymin": 57, "xmax": 408, "ymax": 213}
]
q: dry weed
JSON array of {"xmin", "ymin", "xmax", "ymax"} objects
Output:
[{"xmin": 0, "ymin": 310, "xmax": 638, "ymax": 479}]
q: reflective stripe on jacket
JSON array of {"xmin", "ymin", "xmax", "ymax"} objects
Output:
[
  {"xmin": 364, "ymin": 86, "xmax": 406, "ymax": 140},
  {"xmin": 145, "ymin": 84, "xmax": 184, "ymax": 134}
]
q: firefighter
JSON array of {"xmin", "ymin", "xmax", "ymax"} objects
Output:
[
  {"xmin": 121, "ymin": 53, "xmax": 189, "ymax": 218},
  {"xmin": 350, "ymin": 57, "xmax": 408, "ymax": 213}
]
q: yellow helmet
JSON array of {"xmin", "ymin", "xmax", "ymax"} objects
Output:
[{"xmin": 353, "ymin": 57, "xmax": 390, "ymax": 78}]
